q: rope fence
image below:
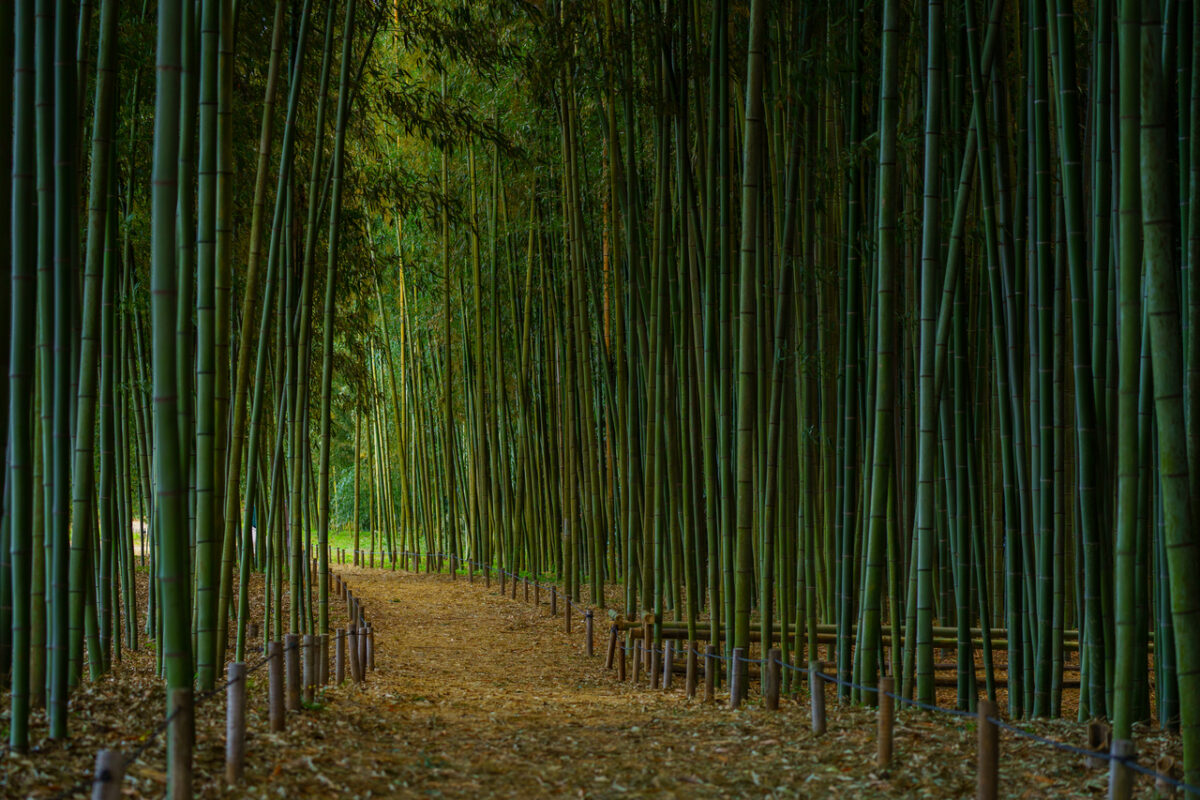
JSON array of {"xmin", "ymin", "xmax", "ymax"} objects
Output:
[
  {"xmin": 377, "ymin": 547, "xmax": 1197, "ymax": 800},
  {"xmin": 42, "ymin": 566, "xmax": 371, "ymax": 800}
]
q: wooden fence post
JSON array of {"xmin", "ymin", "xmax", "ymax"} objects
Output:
[
  {"xmin": 268, "ymin": 641, "xmax": 284, "ymax": 732},
  {"xmin": 662, "ymin": 641, "xmax": 674, "ymax": 690},
  {"xmin": 225, "ymin": 662, "xmax": 246, "ymax": 784},
  {"xmin": 319, "ymin": 633, "xmax": 329, "ymax": 685},
  {"xmin": 685, "ymin": 642, "xmax": 698, "ymax": 700},
  {"xmin": 335, "ymin": 629, "xmax": 345, "ymax": 684},
  {"xmin": 586, "ymin": 610, "xmax": 594, "ymax": 656},
  {"xmin": 91, "ymin": 750, "xmax": 124, "ymax": 800},
  {"xmin": 302, "ymin": 634, "xmax": 316, "ymax": 704},
  {"xmin": 167, "ymin": 687, "xmax": 194, "ymax": 800},
  {"xmin": 1107, "ymin": 739, "xmax": 1135, "ymax": 800},
  {"xmin": 358, "ymin": 627, "xmax": 369, "ymax": 681},
  {"xmin": 632, "ymin": 640, "xmax": 642, "ymax": 683},
  {"xmin": 704, "ymin": 645, "xmax": 716, "ymax": 703},
  {"xmin": 551, "ymin": 587, "xmax": 558, "ymax": 616},
  {"xmin": 367, "ymin": 624, "xmax": 376, "ymax": 671},
  {"xmin": 285, "ymin": 634, "xmax": 301, "ymax": 711},
  {"xmin": 976, "ymin": 698, "xmax": 998, "ymax": 800},
  {"xmin": 729, "ymin": 648, "xmax": 745, "ymax": 710},
  {"xmin": 810, "ymin": 660, "xmax": 826, "ymax": 735},
  {"xmin": 605, "ymin": 624, "xmax": 618, "ymax": 669},
  {"xmin": 565, "ymin": 598, "xmax": 572, "ymax": 634},
  {"xmin": 877, "ymin": 676, "xmax": 894, "ymax": 769},
  {"xmin": 534, "ymin": 582, "xmax": 540, "ymax": 608},
  {"xmin": 348, "ymin": 627, "xmax": 361, "ymax": 682},
  {"xmin": 650, "ymin": 641, "xmax": 662, "ymax": 690},
  {"xmin": 617, "ymin": 638, "xmax": 627, "ymax": 681},
  {"xmin": 1088, "ymin": 720, "xmax": 1113, "ymax": 770},
  {"xmin": 765, "ymin": 648, "xmax": 781, "ymax": 711},
  {"xmin": 524, "ymin": 577, "xmax": 529, "ymax": 602}
]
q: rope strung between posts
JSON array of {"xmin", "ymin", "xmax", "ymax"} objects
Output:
[
  {"xmin": 380, "ymin": 550, "xmax": 1200, "ymax": 793},
  {"xmin": 47, "ymin": 640, "xmax": 297, "ymax": 800}
]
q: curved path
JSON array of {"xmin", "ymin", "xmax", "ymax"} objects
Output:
[{"xmin": 260, "ymin": 565, "xmax": 1117, "ymax": 799}]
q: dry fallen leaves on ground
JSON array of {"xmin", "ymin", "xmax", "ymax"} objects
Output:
[{"xmin": 0, "ymin": 565, "xmax": 1185, "ymax": 798}]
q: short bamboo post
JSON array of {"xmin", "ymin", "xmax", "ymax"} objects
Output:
[
  {"xmin": 642, "ymin": 615, "xmax": 652, "ymax": 672},
  {"xmin": 729, "ymin": 648, "xmax": 744, "ymax": 710},
  {"xmin": 565, "ymin": 599, "xmax": 572, "ymax": 634},
  {"xmin": 1107, "ymin": 739, "xmax": 1135, "ymax": 800},
  {"xmin": 586, "ymin": 610, "xmax": 594, "ymax": 656},
  {"xmin": 877, "ymin": 676, "xmax": 894, "ymax": 769},
  {"xmin": 685, "ymin": 642, "xmax": 698, "ymax": 699},
  {"xmin": 1155, "ymin": 756, "xmax": 1177, "ymax": 797},
  {"xmin": 367, "ymin": 624, "xmax": 375, "ymax": 671},
  {"xmin": 617, "ymin": 639, "xmax": 627, "ymax": 681},
  {"xmin": 335, "ymin": 629, "xmax": 345, "ymax": 684},
  {"xmin": 302, "ymin": 634, "xmax": 316, "ymax": 704},
  {"xmin": 1088, "ymin": 720, "xmax": 1112, "ymax": 770},
  {"xmin": 268, "ymin": 641, "xmax": 284, "ymax": 731},
  {"xmin": 765, "ymin": 648, "xmax": 781, "ymax": 711},
  {"xmin": 534, "ymin": 582, "xmax": 540, "ymax": 608},
  {"xmin": 976, "ymin": 698, "xmax": 998, "ymax": 800},
  {"xmin": 285, "ymin": 634, "xmax": 301, "ymax": 711},
  {"xmin": 226, "ymin": 662, "xmax": 246, "ymax": 784},
  {"xmin": 551, "ymin": 587, "xmax": 558, "ymax": 616},
  {"xmin": 650, "ymin": 642, "xmax": 661, "ymax": 690},
  {"xmin": 500, "ymin": 567, "xmax": 506, "ymax": 595},
  {"xmin": 511, "ymin": 573, "xmax": 517, "ymax": 600},
  {"xmin": 358, "ymin": 627, "xmax": 368, "ymax": 681},
  {"xmin": 167, "ymin": 688, "xmax": 194, "ymax": 800},
  {"xmin": 704, "ymin": 645, "xmax": 716, "ymax": 703},
  {"xmin": 91, "ymin": 750, "xmax": 125, "ymax": 800},
  {"xmin": 348, "ymin": 627, "xmax": 361, "ymax": 682},
  {"xmin": 524, "ymin": 577, "xmax": 529, "ymax": 602},
  {"xmin": 662, "ymin": 640, "xmax": 674, "ymax": 690},
  {"xmin": 605, "ymin": 624, "xmax": 618, "ymax": 669},
  {"xmin": 810, "ymin": 660, "xmax": 826, "ymax": 735},
  {"xmin": 319, "ymin": 633, "xmax": 329, "ymax": 685},
  {"xmin": 632, "ymin": 640, "xmax": 642, "ymax": 683}
]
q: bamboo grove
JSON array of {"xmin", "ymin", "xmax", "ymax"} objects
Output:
[
  {"xmin": 6, "ymin": 0, "xmax": 1200, "ymax": 793},
  {"xmin": 0, "ymin": 0, "xmax": 417, "ymax": 774},
  {"xmin": 366, "ymin": 0, "xmax": 1200, "ymax": 789}
]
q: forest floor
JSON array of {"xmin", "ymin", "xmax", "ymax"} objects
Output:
[{"xmin": 2, "ymin": 562, "xmax": 1185, "ymax": 798}]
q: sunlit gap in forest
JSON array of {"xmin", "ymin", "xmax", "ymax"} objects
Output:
[{"xmin": 0, "ymin": 0, "xmax": 1197, "ymax": 797}]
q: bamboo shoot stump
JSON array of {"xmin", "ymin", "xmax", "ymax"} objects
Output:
[
  {"xmin": 225, "ymin": 662, "xmax": 246, "ymax": 784},
  {"xmin": 810, "ymin": 661, "xmax": 826, "ymax": 735},
  {"xmin": 335, "ymin": 629, "xmax": 345, "ymax": 685},
  {"xmin": 729, "ymin": 648, "xmax": 744, "ymax": 710},
  {"xmin": 976, "ymin": 699, "xmax": 998, "ymax": 800},
  {"xmin": 703, "ymin": 645, "xmax": 715, "ymax": 703},
  {"xmin": 91, "ymin": 750, "xmax": 125, "ymax": 800},
  {"xmin": 268, "ymin": 641, "xmax": 284, "ymax": 731},
  {"xmin": 764, "ymin": 648, "xmax": 781, "ymax": 711},
  {"xmin": 285, "ymin": 634, "xmax": 301, "ymax": 711},
  {"xmin": 877, "ymin": 676, "xmax": 894, "ymax": 769}
]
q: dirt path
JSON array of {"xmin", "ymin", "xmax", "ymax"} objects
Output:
[
  {"xmin": 5, "ymin": 565, "xmax": 1172, "ymax": 798},
  {"xmin": 280, "ymin": 565, "xmax": 1124, "ymax": 799}
]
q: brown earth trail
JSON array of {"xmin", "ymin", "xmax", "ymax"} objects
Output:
[
  {"xmin": 299, "ymin": 566, "xmax": 1138, "ymax": 799},
  {"xmin": 5, "ymin": 565, "xmax": 1176, "ymax": 798}
]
